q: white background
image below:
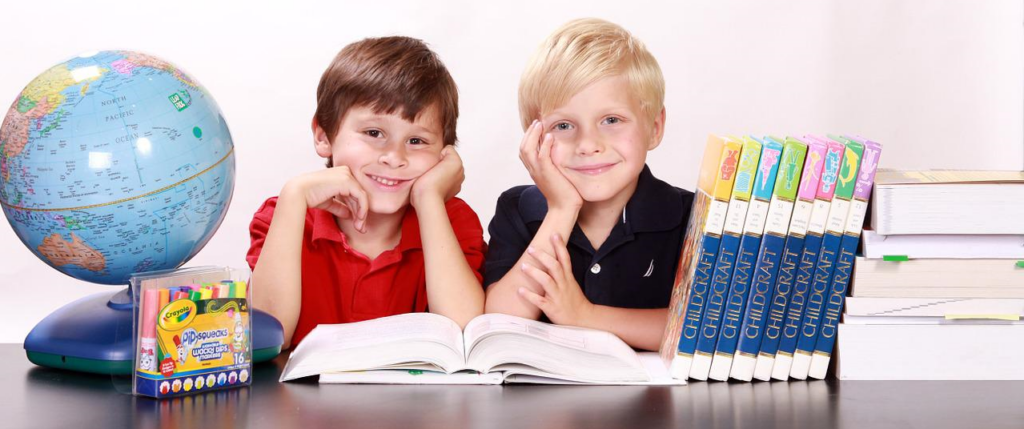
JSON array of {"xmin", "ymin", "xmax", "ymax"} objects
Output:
[{"xmin": 1, "ymin": 0, "xmax": 1022, "ymax": 342}]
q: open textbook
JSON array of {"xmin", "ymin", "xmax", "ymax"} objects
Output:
[{"xmin": 279, "ymin": 313, "xmax": 683, "ymax": 385}]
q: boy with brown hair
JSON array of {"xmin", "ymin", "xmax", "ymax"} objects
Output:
[{"xmin": 249, "ymin": 37, "xmax": 485, "ymax": 348}]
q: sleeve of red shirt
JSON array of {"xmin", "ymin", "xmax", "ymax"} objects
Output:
[
  {"xmin": 444, "ymin": 197, "xmax": 488, "ymax": 286},
  {"xmin": 246, "ymin": 197, "xmax": 279, "ymax": 271}
]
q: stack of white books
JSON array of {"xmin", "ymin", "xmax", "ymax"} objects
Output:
[{"xmin": 836, "ymin": 170, "xmax": 1024, "ymax": 380}]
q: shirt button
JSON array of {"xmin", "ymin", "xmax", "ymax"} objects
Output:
[{"xmin": 590, "ymin": 263, "xmax": 601, "ymax": 274}]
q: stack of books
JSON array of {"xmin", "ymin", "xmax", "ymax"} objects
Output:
[
  {"xmin": 835, "ymin": 170, "xmax": 1024, "ymax": 380},
  {"xmin": 661, "ymin": 134, "xmax": 882, "ymax": 381}
]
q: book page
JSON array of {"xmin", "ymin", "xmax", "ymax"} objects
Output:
[
  {"xmin": 279, "ymin": 313, "xmax": 466, "ymax": 381},
  {"xmin": 463, "ymin": 314, "xmax": 649, "ymax": 383},
  {"xmin": 503, "ymin": 352, "xmax": 685, "ymax": 385}
]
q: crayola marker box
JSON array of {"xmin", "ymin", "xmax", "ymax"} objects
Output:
[{"xmin": 131, "ymin": 266, "xmax": 251, "ymax": 398}]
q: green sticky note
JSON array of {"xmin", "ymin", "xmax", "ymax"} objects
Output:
[
  {"xmin": 883, "ymin": 255, "xmax": 909, "ymax": 262},
  {"xmin": 1016, "ymin": 261, "xmax": 1024, "ymax": 268}
]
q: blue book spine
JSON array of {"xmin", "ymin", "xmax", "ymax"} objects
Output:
[
  {"xmin": 711, "ymin": 232, "xmax": 759, "ymax": 360},
  {"xmin": 792, "ymin": 230, "xmax": 842, "ymax": 371},
  {"xmin": 811, "ymin": 233, "xmax": 857, "ymax": 365},
  {"xmin": 754, "ymin": 234, "xmax": 804, "ymax": 360},
  {"xmin": 776, "ymin": 232, "xmax": 822, "ymax": 363},
  {"xmin": 733, "ymin": 233, "xmax": 785, "ymax": 361},
  {"xmin": 691, "ymin": 235, "xmax": 739, "ymax": 364},
  {"xmin": 676, "ymin": 234, "xmax": 721, "ymax": 358}
]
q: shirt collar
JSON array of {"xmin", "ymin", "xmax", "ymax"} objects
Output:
[
  {"xmin": 310, "ymin": 207, "xmax": 423, "ymax": 252},
  {"xmin": 518, "ymin": 164, "xmax": 684, "ymax": 233}
]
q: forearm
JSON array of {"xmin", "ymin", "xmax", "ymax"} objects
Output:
[
  {"xmin": 417, "ymin": 198, "xmax": 484, "ymax": 329},
  {"xmin": 251, "ymin": 183, "xmax": 307, "ymax": 349},
  {"xmin": 580, "ymin": 306, "xmax": 668, "ymax": 351},
  {"xmin": 484, "ymin": 207, "xmax": 578, "ymax": 318}
]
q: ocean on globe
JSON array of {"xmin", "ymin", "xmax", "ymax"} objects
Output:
[{"xmin": 0, "ymin": 50, "xmax": 235, "ymax": 285}]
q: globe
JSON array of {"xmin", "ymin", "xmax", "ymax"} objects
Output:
[{"xmin": 0, "ymin": 50, "xmax": 235, "ymax": 285}]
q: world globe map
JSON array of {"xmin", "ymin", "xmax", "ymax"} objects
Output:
[{"xmin": 0, "ymin": 50, "xmax": 235, "ymax": 285}]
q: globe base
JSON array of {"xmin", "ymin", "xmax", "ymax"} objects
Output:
[{"xmin": 24, "ymin": 288, "xmax": 284, "ymax": 375}]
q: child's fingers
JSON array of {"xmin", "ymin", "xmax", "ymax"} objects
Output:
[
  {"xmin": 538, "ymin": 133, "xmax": 554, "ymax": 170},
  {"xmin": 518, "ymin": 287, "xmax": 547, "ymax": 310},
  {"xmin": 323, "ymin": 198, "xmax": 352, "ymax": 219},
  {"xmin": 521, "ymin": 262, "xmax": 555, "ymax": 296},
  {"xmin": 348, "ymin": 184, "xmax": 369, "ymax": 221},
  {"xmin": 526, "ymin": 246, "xmax": 563, "ymax": 282},
  {"xmin": 550, "ymin": 233, "xmax": 574, "ymax": 280},
  {"xmin": 519, "ymin": 120, "xmax": 542, "ymax": 170}
]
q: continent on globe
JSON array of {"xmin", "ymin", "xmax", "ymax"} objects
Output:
[{"xmin": 37, "ymin": 232, "xmax": 106, "ymax": 272}]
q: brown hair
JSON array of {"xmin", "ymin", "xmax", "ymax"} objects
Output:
[{"xmin": 314, "ymin": 36, "xmax": 459, "ymax": 154}]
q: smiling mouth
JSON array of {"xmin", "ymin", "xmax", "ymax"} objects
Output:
[
  {"xmin": 367, "ymin": 174, "xmax": 411, "ymax": 190},
  {"xmin": 569, "ymin": 162, "xmax": 619, "ymax": 175}
]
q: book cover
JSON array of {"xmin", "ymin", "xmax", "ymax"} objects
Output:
[
  {"xmin": 689, "ymin": 137, "xmax": 779, "ymax": 380},
  {"xmin": 700, "ymin": 136, "xmax": 762, "ymax": 381},
  {"xmin": 748, "ymin": 137, "xmax": 826, "ymax": 381},
  {"xmin": 683, "ymin": 136, "xmax": 745, "ymax": 380},
  {"xmin": 850, "ymin": 257, "xmax": 1024, "ymax": 298},
  {"xmin": 790, "ymin": 135, "xmax": 864, "ymax": 380},
  {"xmin": 773, "ymin": 136, "xmax": 845, "ymax": 380},
  {"xmin": 809, "ymin": 138, "xmax": 881, "ymax": 379},
  {"xmin": 662, "ymin": 135, "xmax": 741, "ymax": 379},
  {"xmin": 861, "ymin": 230, "xmax": 1024, "ymax": 260},
  {"xmin": 725, "ymin": 137, "xmax": 807, "ymax": 381}
]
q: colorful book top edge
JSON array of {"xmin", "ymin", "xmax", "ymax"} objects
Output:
[{"xmin": 751, "ymin": 138, "xmax": 785, "ymax": 201}]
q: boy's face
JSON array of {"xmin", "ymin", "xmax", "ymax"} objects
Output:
[
  {"xmin": 541, "ymin": 75, "xmax": 664, "ymax": 206},
  {"xmin": 315, "ymin": 104, "xmax": 445, "ymax": 215}
]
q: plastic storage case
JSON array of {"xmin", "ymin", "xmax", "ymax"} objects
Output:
[{"xmin": 131, "ymin": 266, "xmax": 252, "ymax": 398}]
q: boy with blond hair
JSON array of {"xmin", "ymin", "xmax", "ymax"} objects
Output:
[
  {"xmin": 249, "ymin": 37, "xmax": 486, "ymax": 349},
  {"xmin": 484, "ymin": 18, "xmax": 693, "ymax": 351}
]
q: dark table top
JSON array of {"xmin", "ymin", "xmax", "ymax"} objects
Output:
[{"xmin": 2, "ymin": 344, "xmax": 1023, "ymax": 429}]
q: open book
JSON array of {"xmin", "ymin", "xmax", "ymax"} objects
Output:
[{"xmin": 279, "ymin": 313, "xmax": 683, "ymax": 385}]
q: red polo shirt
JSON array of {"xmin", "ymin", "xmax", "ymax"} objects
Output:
[{"xmin": 246, "ymin": 196, "xmax": 486, "ymax": 346}]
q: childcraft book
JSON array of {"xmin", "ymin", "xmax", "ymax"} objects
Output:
[{"xmin": 279, "ymin": 313, "xmax": 682, "ymax": 385}]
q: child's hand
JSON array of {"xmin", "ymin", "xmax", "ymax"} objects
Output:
[
  {"xmin": 288, "ymin": 166, "xmax": 369, "ymax": 232},
  {"xmin": 411, "ymin": 146, "xmax": 464, "ymax": 209},
  {"xmin": 518, "ymin": 233, "xmax": 595, "ymax": 327},
  {"xmin": 519, "ymin": 120, "xmax": 583, "ymax": 212}
]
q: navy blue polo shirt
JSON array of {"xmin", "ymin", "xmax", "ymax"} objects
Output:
[{"xmin": 484, "ymin": 165, "xmax": 694, "ymax": 309}]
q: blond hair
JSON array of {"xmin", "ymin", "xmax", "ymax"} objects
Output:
[{"xmin": 518, "ymin": 18, "xmax": 665, "ymax": 130}]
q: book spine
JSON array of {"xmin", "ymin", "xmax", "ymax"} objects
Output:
[
  {"xmin": 790, "ymin": 136, "xmax": 864, "ymax": 380},
  {"xmin": 727, "ymin": 138, "xmax": 806, "ymax": 381},
  {"xmin": 696, "ymin": 137, "xmax": 782, "ymax": 378},
  {"xmin": 773, "ymin": 137, "xmax": 845, "ymax": 380},
  {"xmin": 663, "ymin": 135, "xmax": 723, "ymax": 372},
  {"xmin": 808, "ymin": 139, "xmax": 881, "ymax": 379},
  {"xmin": 751, "ymin": 138, "xmax": 826, "ymax": 381},
  {"xmin": 669, "ymin": 137, "xmax": 741, "ymax": 379},
  {"xmin": 704, "ymin": 137, "xmax": 761, "ymax": 381}
]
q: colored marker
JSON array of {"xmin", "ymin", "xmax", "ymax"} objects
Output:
[
  {"xmin": 217, "ymin": 284, "xmax": 231, "ymax": 299},
  {"xmin": 139, "ymin": 289, "xmax": 159, "ymax": 372},
  {"xmin": 158, "ymin": 288, "xmax": 170, "ymax": 311},
  {"xmin": 200, "ymin": 286, "xmax": 213, "ymax": 300}
]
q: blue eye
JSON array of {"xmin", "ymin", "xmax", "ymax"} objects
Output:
[
  {"xmin": 602, "ymin": 117, "xmax": 621, "ymax": 125},
  {"xmin": 554, "ymin": 122, "xmax": 574, "ymax": 131}
]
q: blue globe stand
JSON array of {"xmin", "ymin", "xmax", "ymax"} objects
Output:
[{"xmin": 24, "ymin": 287, "xmax": 283, "ymax": 375}]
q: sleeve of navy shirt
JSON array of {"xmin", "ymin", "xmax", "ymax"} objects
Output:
[{"xmin": 483, "ymin": 185, "xmax": 534, "ymax": 288}]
